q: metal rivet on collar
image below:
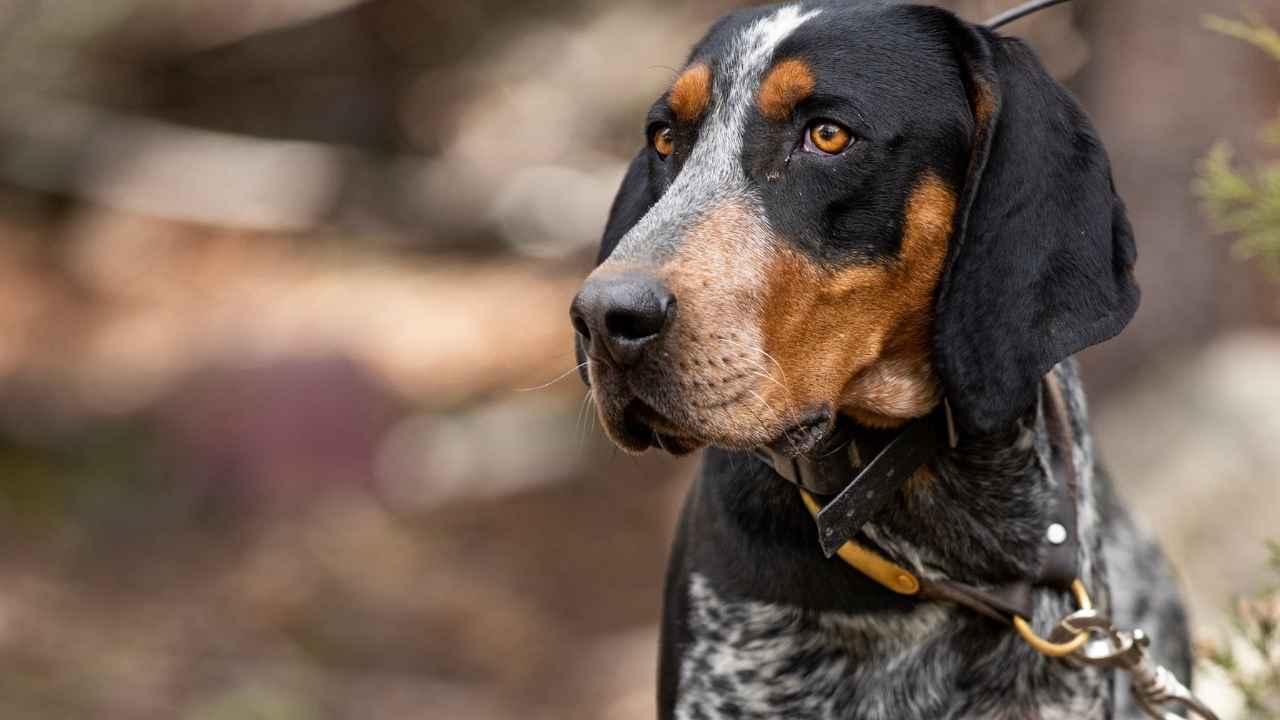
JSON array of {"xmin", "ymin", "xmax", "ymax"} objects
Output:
[{"xmin": 1046, "ymin": 523, "xmax": 1068, "ymax": 545}]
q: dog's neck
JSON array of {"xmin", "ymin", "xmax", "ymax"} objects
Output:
[
  {"xmin": 668, "ymin": 362, "xmax": 1111, "ymax": 718},
  {"xmin": 692, "ymin": 361, "xmax": 1100, "ymax": 615}
]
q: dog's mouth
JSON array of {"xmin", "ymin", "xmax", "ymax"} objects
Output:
[
  {"xmin": 582, "ymin": 329, "xmax": 840, "ymax": 457},
  {"xmin": 608, "ymin": 393, "xmax": 836, "ymax": 459},
  {"xmin": 764, "ymin": 407, "xmax": 836, "ymax": 458},
  {"xmin": 618, "ymin": 398, "xmax": 704, "ymax": 456}
]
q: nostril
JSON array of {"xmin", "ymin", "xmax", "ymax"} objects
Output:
[
  {"xmin": 605, "ymin": 300, "xmax": 670, "ymax": 343},
  {"xmin": 571, "ymin": 311, "xmax": 592, "ymax": 342}
]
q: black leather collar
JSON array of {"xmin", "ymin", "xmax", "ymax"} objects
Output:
[
  {"xmin": 755, "ymin": 378, "xmax": 1082, "ymax": 623},
  {"xmin": 755, "ymin": 404, "xmax": 954, "ymax": 557}
]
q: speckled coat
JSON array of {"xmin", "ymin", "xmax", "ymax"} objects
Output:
[{"xmin": 658, "ymin": 362, "xmax": 1191, "ymax": 719}]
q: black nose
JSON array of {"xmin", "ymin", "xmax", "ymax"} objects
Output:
[{"xmin": 570, "ymin": 272, "xmax": 675, "ymax": 368}]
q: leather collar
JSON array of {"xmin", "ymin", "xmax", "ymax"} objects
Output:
[
  {"xmin": 755, "ymin": 375, "xmax": 1082, "ymax": 623},
  {"xmin": 755, "ymin": 403, "xmax": 955, "ymax": 557}
]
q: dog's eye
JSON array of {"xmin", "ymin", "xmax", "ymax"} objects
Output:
[
  {"xmin": 652, "ymin": 124, "xmax": 675, "ymax": 159},
  {"xmin": 806, "ymin": 121, "xmax": 853, "ymax": 155}
]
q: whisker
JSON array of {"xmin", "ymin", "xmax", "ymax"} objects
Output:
[
  {"xmin": 757, "ymin": 348, "xmax": 788, "ymax": 385},
  {"xmin": 577, "ymin": 388, "xmax": 594, "ymax": 450},
  {"xmin": 653, "ymin": 432, "xmax": 670, "ymax": 453},
  {"xmin": 746, "ymin": 368, "xmax": 790, "ymax": 396},
  {"xmin": 745, "ymin": 387, "xmax": 807, "ymax": 457},
  {"xmin": 648, "ymin": 64, "xmax": 681, "ymax": 80},
  {"xmin": 516, "ymin": 362, "xmax": 588, "ymax": 392},
  {"xmin": 710, "ymin": 336, "xmax": 789, "ymax": 387},
  {"xmin": 743, "ymin": 387, "xmax": 798, "ymax": 455},
  {"xmin": 708, "ymin": 339, "xmax": 797, "ymax": 411},
  {"xmin": 817, "ymin": 436, "xmax": 853, "ymax": 459},
  {"xmin": 586, "ymin": 390, "xmax": 600, "ymax": 440}
]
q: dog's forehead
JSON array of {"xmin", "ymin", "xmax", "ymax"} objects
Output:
[
  {"xmin": 696, "ymin": 5, "xmax": 953, "ymax": 111},
  {"xmin": 686, "ymin": 4, "xmax": 824, "ymax": 97},
  {"xmin": 609, "ymin": 5, "xmax": 824, "ymax": 264},
  {"xmin": 690, "ymin": 2, "xmax": 905, "ymax": 65}
]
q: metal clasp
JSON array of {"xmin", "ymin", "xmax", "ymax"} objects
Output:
[{"xmin": 1030, "ymin": 589, "xmax": 1221, "ymax": 720}]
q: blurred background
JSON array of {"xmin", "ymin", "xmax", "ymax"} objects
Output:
[{"xmin": 0, "ymin": 0, "xmax": 1277, "ymax": 718}]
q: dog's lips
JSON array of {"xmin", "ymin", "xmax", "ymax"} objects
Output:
[
  {"xmin": 603, "ymin": 390, "xmax": 835, "ymax": 457},
  {"xmin": 620, "ymin": 398, "xmax": 705, "ymax": 456},
  {"xmin": 614, "ymin": 394, "xmax": 832, "ymax": 458},
  {"xmin": 765, "ymin": 407, "xmax": 835, "ymax": 458}
]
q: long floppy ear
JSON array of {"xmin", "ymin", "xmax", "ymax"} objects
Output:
[
  {"xmin": 934, "ymin": 23, "xmax": 1139, "ymax": 437},
  {"xmin": 575, "ymin": 149, "xmax": 659, "ymax": 382}
]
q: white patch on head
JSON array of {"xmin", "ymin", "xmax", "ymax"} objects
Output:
[{"xmin": 609, "ymin": 4, "xmax": 822, "ymax": 264}]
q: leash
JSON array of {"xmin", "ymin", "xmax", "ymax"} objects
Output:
[
  {"xmin": 757, "ymin": 374, "xmax": 1218, "ymax": 720},
  {"xmin": 986, "ymin": 0, "xmax": 1074, "ymax": 30}
]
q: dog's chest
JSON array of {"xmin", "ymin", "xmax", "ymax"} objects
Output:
[{"xmin": 673, "ymin": 573, "xmax": 1106, "ymax": 720}]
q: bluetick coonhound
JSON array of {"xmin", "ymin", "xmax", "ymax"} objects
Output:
[{"xmin": 569, "ymin": 2, "xmax": 1193, "ymax": 718}]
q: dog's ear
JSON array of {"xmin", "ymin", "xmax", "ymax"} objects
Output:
[{"xmin": 933, "ymin": 23, "xmax": 1139, "ymax": 437}]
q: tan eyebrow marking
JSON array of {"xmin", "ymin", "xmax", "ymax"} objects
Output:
[
  {"xmin": 669, "ymin": 63, "xmax": 712, "ymax": 123},
  {"xmin": 758, "ymin": 58, "xmax": 816, "ymax": 121}
]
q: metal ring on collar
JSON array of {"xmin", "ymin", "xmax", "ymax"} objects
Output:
[{"xmin": 1012, "ymin": 579, "xmax": 1094, "ymax": 657}]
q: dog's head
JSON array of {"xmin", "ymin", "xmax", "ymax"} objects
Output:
[{"xmin": 570, "ymin": 2, "xmax": 1137, "ymax": 455}]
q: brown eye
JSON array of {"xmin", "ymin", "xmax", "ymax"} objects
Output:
[
  {"xmin": 652, "ymin": 125, "xmax": 675, "ymax": 158},
  {"xmin": 808, "ymin": 121, "xmax": 852, "ymax": 154}
]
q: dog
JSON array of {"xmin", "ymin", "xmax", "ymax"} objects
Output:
[{"xmin": 568, "ymin": 2, "xmax": 1192, "ymax": 718}]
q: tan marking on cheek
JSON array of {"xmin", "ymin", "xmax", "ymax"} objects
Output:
[
  {"xmin": 761, "ymin": 173, "xmax": 957, "ymax": 426},
  {"xmin": 669, "ymin": 63, "xmax": 712, "ymax": 123},
  {"xmin": 758, "ymin": 58, "xmax": 816, "ymax": 121},
  {"xmin": 760, "ymin": 245, "xmax": 866, "ymax": 412}
]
